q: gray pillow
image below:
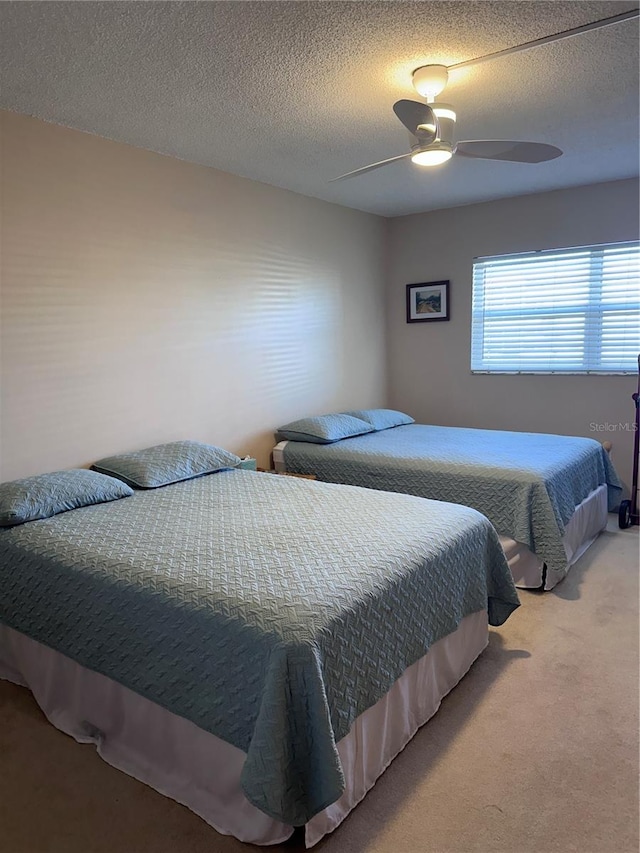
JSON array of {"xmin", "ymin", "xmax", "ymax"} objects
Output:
[
  {"xmin": 0, "ymin": 469, "xmax": 133, "ymax": 527},
  {"xmin": 342, "ymin": 408, "xmax": 415, "ymax": 431},
  {"xmin": 92, "ymin": 440, "xmax": 241, "ymax": 489},
  {"xmin": 275, "ymin": 413, "xmax": 374, "ymax": 444}
]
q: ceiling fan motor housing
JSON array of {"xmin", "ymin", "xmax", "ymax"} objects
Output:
[
  {"xmin": 411, "ymin": 102, "xmax": 456, "ymax": 163},
  {"xmin": 432, "ymin": 103, "xmax": 456, "ymax": 144}
]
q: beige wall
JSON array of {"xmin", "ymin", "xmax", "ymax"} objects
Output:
[
  {"xmin": 3, "ymin": 111, "xmax": 637, "ymax": 487},
  {"xmin": 387, "ymin": 179, "xmax": 640, "ymax": 484},
  {"xmin": 0, "ymin": 111, "xmax": 387, "ymax": 480}
]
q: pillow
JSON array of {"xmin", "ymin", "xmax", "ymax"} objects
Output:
[
  {"xmin": 0, "ymin": 469, "xmax": 133, "ymax": 528},
  {"xmin": 275, "ymin": 413, "xmax": 375, "ymax": 444},
  {"xmin": 92, "ymin": 440, "xmax": 241, "ymax": 489},
  {"xmin": 342, "ymin": 408, "xmax": 415, "ymax": 431}
]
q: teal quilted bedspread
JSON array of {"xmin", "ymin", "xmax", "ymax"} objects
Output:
[
  {"xmin": 281, "ymin": 424, "xmax": 623, "ymax": 588},
  {"xmin": 0, "ymin": 470, "xmax": 518, "ymax": 825}
]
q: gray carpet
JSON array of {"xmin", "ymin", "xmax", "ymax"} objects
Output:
[{"xmin": 1, "ymin": 520, "xmax": 638, "ymax": 853}]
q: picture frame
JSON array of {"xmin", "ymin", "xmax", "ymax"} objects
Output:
[{"xmin": 406, "ymin": 281, "xmax": 450, "ymax": 323}]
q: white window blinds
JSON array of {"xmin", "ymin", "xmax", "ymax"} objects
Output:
[{"xmin": 471, "ymin": 241, "xmax": 640, "ymax": 373}]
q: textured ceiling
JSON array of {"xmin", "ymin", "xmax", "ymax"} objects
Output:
[{"xmin": 1, "ymin": 1, "xmax": 638, "ymax": 217}]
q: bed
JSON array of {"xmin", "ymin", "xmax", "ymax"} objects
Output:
[
  {"xmin": 0, "ymin": 466, "xmax": 518, "ymax": 847},
  {"xmin": 273, "ymin": 415, "xmax": 623, "ymax": 590}
]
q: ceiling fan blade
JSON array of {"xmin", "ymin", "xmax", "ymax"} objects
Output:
[
  {"xmin": 329, "ymin": 151, "xmax": 413, "ymax": 182},
  {"xmin": 449, "ymin": 9, "xmax": 639, "ymax": 72},
  {"xmin": 455, "ymin": 140, "xmax": 563, "ymax": 163},
  {"xmin": 393, "ymin": 100, "xmax": 438, "ymax": 140}
]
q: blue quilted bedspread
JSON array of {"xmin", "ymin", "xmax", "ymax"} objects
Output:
[
  {"xmin": 0, "ymin": 470, "xmax": 518, "ymax": 825},
  {"xmin": 281, "ymin": 424, "xmax": 623, "ymax": 588}
]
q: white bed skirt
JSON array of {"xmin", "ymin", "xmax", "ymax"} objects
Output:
[
  {"xmin": 501, "ymin": 484, "xmax": 608, "ymax": 589},
  {"xmin": 0, "ymin": 610, "xmax": 488, "ymax": 848},
  {"xmin": 273, "ymin": 442, "xmax": 608, "ymax": 591}
]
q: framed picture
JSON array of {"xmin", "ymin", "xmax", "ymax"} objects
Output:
[{"xmin": 406, "ymin": 281, "xmax": 450, "ymax": 323}]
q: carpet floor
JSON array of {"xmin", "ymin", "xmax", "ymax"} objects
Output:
[{"xmin": 0, "ymin": 520, "xmax": 638, "ymax": 853}]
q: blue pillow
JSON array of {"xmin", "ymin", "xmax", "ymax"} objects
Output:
[
  {"xmin": 342, "ymin": 409, "xmax": 415, "ymax": 431},
  {"xmin": 275, "ymin": 414, "xmax": 374, "ymax": 444},
  {"xmin": 92, "ymin": 440, "xmax": 241, "ymax": 489},
  {"xmin": 0, "ymin": 469, "xmax": 133, "ymax": 527}
]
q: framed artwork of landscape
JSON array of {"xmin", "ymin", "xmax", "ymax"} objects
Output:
[{"xmin": 406, "ymin": 281, "xmax": 450, "ymax": 323}]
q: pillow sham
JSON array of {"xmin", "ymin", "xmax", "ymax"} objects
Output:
[
  {"xmin": 342, "ymin": 408, "xmax": 415, "ymax": 431},
  {"xmin": 0, "ymin": 469, "xmax": 133, "ymax": 528},
  {"xmin": 275, "ymin": 413, "xmax": 375, "ymax": 444},
  {"xmin": 92, "ymin": 440, "xmax": 241, "ymax": 489}
]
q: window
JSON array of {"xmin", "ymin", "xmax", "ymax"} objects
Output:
[{"xmin": 471, "ymin": 241, "xmax": 640, "ymax": 374}]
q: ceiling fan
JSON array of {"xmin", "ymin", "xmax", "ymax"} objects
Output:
[
  {"xmin": 329, "ymin": 8, "xmax": 639, "ymax": 182},
  {"xmin": 330, "ymin": 64, "xmax": 562, "ymax": 182}
]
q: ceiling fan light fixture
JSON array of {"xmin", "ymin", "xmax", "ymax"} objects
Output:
[
  {"xmin": 411, "ymin": 147, "xmax": 453, "ymax": 167},
  {"xmin": 412, "ymin": 64, "xmax": 449, "ymax": 100}
]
